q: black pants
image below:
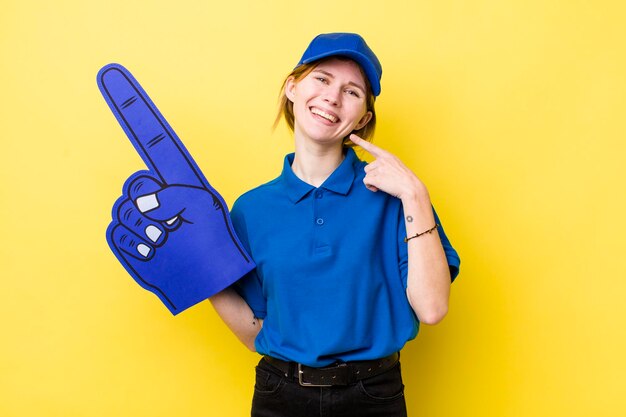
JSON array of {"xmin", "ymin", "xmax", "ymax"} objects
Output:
[{"xmin": 251, "ymin": 357, "xmax": 408, "ymax": 417}]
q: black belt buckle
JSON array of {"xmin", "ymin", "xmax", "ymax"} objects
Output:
[{"xmin": 298, "ymin": 363, "xmax": 348, "ymax": 387}]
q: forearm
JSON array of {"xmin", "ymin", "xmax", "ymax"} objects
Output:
[
  {"xmin": 209, "ymin": 287, "xmax": 263, "ymax": 351},
  {"xmin": 402, "ymin": 190, "xmax": 451, "ymax": 325}
]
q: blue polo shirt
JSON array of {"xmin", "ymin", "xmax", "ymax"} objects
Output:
[{"xmin": 230, "ymin": 148, "xmax": 460, "ymax": 367}]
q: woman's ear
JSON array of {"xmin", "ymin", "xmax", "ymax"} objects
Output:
[
  {"xmin": 355, "ymin": 111, "xmax": 373, "ymax": 130},
  {"xmin": 285, "ymin": 76, "xmax": 296, "ymax": 103}
]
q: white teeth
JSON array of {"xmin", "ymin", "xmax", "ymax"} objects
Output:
[{"xmin": 311, "ymin": 108, "xmax": 338, "ymax": 122}]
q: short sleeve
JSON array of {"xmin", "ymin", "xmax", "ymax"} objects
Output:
[
  {"xmin": 229, "ymin": 200, "xmax": 267, "ymax": 319},
  {"xmin": 398, "ymin": 205, "xmax": 461, "ymax": 287}
]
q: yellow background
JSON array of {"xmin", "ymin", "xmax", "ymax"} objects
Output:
[{"xmin": 1, "ymin": 1, "xmax": 624, "ymax": 416}]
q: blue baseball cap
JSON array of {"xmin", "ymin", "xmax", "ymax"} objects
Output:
[{"xmin": 296, "ymin": 33, "xmax": 382, "ymax": 96}]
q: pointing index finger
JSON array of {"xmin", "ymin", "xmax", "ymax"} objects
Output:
[
  {"xmin": 97, "ymin": 63, "xmax": 203, "ymax": 187},
  {"xmin": 349, "ymin": 134, "xmax": 385, "ymax": 158}
]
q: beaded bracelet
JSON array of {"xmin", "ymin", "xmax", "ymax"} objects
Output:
[{"xmin": 404, "ymin": 224, "xmax": 439, "ymax": 243}]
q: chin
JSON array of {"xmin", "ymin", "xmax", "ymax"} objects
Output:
[
  {"xmin": 295, "ymin": 123, "xmax": 350, "ymax": 146},
  {"xmin": 306, "ymin": 127, "xmax": 349, "ymax": 142}
]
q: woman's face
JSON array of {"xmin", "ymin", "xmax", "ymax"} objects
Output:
[{"xmin": 286, "ymin": 58, "xmax": 373, "ymax": 146}]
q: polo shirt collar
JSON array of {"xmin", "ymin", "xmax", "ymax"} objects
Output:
[{"xmin": 282, "ymin": 147, "xmax": 358, "ymax": 204}]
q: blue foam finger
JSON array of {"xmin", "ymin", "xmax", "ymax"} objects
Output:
[
  {"xmin": 99, "ymin": 65, "xmax": 255, "ymax": 315},
  {"xmin": 98, "ymin": 65, "xmax": 200, "ymax": 186}
]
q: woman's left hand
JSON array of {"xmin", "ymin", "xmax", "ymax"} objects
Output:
[{"xmin": 349, "ymin": 134, "xmax": 429, "ymax": 202}]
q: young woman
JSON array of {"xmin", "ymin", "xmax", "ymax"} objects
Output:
[{"xmin": 210, "ymin": 33, "xmax": 460, "ymax": 417}]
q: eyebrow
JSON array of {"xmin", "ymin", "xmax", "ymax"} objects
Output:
[{"xmin": 313, "ymin": 69, "xmax": 366, "ymax": 94}]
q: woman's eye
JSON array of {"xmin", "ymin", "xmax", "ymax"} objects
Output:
[
  {"xmin": 316, "ymin": 77, "xmax": 328, "ymax": 84},
  {"xmin": 346, "ymin": 89, "xmax": 360, "ymax": 98}
]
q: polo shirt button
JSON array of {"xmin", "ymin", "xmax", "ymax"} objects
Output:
[
  {"xmin": 316, "ymin": 218, "xmax": 324, "ymax": 225},
  {"xmin": 315, "ymin": 190, "xmax": 323, "ymax": 199}
]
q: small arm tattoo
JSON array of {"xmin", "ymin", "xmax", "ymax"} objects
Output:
[{"xmin": 406, "ymin": 215, "xmax": 413, "ymax": 222}]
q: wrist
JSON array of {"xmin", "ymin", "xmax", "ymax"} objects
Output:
[
  {"xmin": 400, "ymin": 182, "xmax": 430, "ymax": 205},
  {"xmin": 401, "ymin": 187, "xmax": 435, "ymax": 232}
]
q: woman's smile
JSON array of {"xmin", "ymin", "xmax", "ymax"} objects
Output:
[{"xmin": 309, "ymin": 106, "xmax": 339, "ymax": 124}]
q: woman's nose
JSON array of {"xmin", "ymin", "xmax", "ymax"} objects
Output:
[{"xmin": 323, "ymin": 88, "xmax": 341, "ymax": 106}]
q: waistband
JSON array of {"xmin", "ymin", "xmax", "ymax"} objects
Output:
[{"xmin": 262, "ymin": 352, "xmax": 400, "ymax": 387}]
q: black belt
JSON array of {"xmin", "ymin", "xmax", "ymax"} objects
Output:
[{"xmin": 263, "ymin": 352, "xmax": 399, "ymax": 387}]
